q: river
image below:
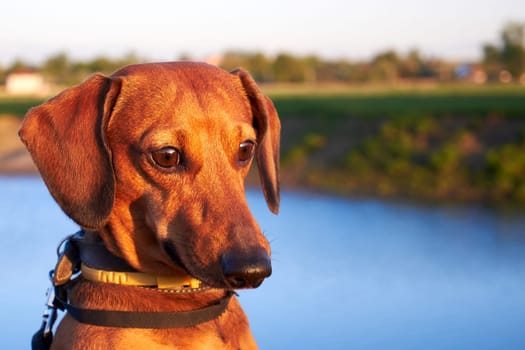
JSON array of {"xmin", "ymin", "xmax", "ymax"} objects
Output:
[{"xmin": 1, "ymin": 176, "xmax": 525, "ymax": 349}]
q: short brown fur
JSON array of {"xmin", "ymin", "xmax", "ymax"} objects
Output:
[{"xmin": 19, "ymin": 62, "xmax": 280, "ymax": 349}]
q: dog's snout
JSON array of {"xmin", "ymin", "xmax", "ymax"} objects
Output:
[{"xmin": 221, "ymin": 248, "xmax": 272, "ymax": 289}]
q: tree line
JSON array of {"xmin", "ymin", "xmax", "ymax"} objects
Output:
[{"xmin": 1, "ymin": 22, "xmax": 523, "ymax": 86}]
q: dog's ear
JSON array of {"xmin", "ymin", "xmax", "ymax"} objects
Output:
[
  {"xmin": 19, "ymin": 74, "xmax": 121, "ymax": 229},
  {"xmin": 232, "ymin": 69, "xmax": 281, "ymax": 214}
]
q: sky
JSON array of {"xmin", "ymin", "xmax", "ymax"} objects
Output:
[{"xmin": 1, "ymin": 0, "xmax": 524, "ymax": 66}]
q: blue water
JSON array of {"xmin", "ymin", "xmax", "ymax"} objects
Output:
[{"xmin": 1, "ymin": 176, "xmax": 525, "ymax": 349}]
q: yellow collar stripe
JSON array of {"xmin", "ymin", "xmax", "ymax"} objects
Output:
[{"xmin": 81, "ymin": 264, "xmax": 202, "ymax": 290}]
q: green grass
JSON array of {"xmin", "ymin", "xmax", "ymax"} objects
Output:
[
  {"xmin": 0, "ymin": 97, "xmax": 44, "ymax": 117},
  {"xmin": 263, "ymin": 82, "xmax": 525, "ymax": 97},
  {"xmin": 4, "ymin": 94, "xmax": 524, "ymax": 119},
  {"xmin": 269, "ymin": 88, "xmax": 525, "ymax": 119},
  {"xmin": 2, "ymin": 84, "xmax": 524, "ymax": 119}
]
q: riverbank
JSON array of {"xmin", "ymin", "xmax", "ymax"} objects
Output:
[
  {"xmin": 0, "ymin": 115, "xmax": 36, "ymax": 174},
  {"xmin": 2, "ymin": 84, "xmax": 525, "ymax": 205},
  {"xmin": 269, "ymin": 85, "xmax": 525, "ymax": 205}
]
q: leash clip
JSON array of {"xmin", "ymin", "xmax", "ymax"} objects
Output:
[{"xmin": 41, "ymin": 286, "xmax": 58, "ymax": 337}]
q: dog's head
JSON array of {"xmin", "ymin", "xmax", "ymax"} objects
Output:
[{"xmin": 19, "ymin": 62, "xmax": 280, "ymax": 289}]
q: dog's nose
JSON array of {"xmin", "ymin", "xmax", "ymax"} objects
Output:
[{"xmin": 221, "ymin": 248, "xmax": 272, "ymax": 289}]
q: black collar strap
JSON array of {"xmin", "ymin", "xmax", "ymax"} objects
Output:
[{"xmin": 58, "ymin": 291, "xmax": 234, "ymax": 329}]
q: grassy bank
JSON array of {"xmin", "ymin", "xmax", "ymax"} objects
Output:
[
  {"xmin": 266, "ymin": 84, "xmax": 525, "ymax": 204},
  {"xmin": 0, "ymin": 97, "xmax": 44, "ymax": 117},
  {"xmin": 2, "ymin": 84, "xmax": 525, "ymax": 204}
]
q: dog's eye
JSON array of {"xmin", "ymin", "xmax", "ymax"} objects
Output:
[
  {"xmin": 239, "ymin": 141, "xmax": 256, "ymax": 163},
  {"xmin": 151, "ymin": 147, "xmax": 181, "ymax": 168}
]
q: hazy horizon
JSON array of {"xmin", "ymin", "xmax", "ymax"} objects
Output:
[{"xmin": 1, "ymin": 0, "xmax": 524, "ymax": 66}]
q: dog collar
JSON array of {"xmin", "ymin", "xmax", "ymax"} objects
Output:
[
  {"xmin": 71, "ymin": 231, "xmax": 205, "ymax": 292},
  {"xmin": 81, "ymin": 263, "xmax": 204, "ymax": 290},
  {"xmin": 33, "ymin": 231, "xmax": 231, "ymax": 340}
]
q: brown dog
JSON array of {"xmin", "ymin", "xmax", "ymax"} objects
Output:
[{"xmin": 20, "ymin": 62, "xmax": 280, "ymax": 349}]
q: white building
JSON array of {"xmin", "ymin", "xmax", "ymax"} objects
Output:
[{"xmin": 5, "ymin": 71, "xmax": 47, "ymax": 95}]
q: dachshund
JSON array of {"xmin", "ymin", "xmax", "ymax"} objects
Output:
[{"xmin": 20, "ymin": 62, "xmax": 280, "ymax": 349}]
